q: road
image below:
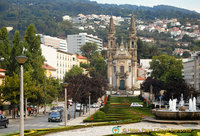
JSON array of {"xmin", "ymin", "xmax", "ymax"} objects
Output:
[{"xmin": 0, "ymin": 103, "xmax": 88, "ymax": 135}]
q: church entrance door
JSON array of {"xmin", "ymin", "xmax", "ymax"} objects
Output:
[{"xmin": 120, "ymin": 80, "xmax": 125, "ymax": 90}]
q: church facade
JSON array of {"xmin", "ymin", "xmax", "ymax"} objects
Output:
[{"xmin": 107, "ymin": 15, "xmax": 138, "ymax": 91}]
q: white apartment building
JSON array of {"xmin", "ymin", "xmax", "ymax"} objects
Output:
[
  {"xmin": 39, "ymin": 34, "xmax": 68, "ymax": 52},
  {"xmin": 57, "ymin": 50, "xmax": 74, "ymax": 80},
  {"xmin": 41, "ymin": 44, "xmax": 79, "ymax": 81},
  {"xmin": 67, "ymin": 33, "xmax": 103, "ymax": 54},
  {"xmin": 183, "ymin": 52, "xmax": 200, "ymax": 93}
]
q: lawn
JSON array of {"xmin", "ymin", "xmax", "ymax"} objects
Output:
[{"xmin": 84, "ymin": 96, "xmax": 153, "ymax": 122}]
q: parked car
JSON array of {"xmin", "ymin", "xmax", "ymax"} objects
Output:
[
  {"xmin": 49, "ymin": 107, "xmax": 58, "ymax": 113},
  {"xmin": 68, "ymin": 100, "xmax": 73, "ymax": 106},
  {"xmin": 49, "ymin": 106, "xmax": 63, "ymax": 113},
  {"xmin": 91, "ymin": 103, "xmax": 99, "ymax": 108},
  {"xmin": 48, "ymin": 112, "xmax": 62, "ymax": 122},
  {"xmin": 55, "ymin": 106, "xmax": 64, "ymax": 112},
  {"xmin": 130, "ymin": 103, "xmax": 143, "ymax": 107},
  {"xmin": 76, "ymin": 104, "xmax": 83, "ymax": 111},
  {"xmin": 0, "ymin": 114, "xmax": 9, "ymax": 128}
]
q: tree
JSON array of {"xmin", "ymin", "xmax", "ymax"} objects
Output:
[
  {"xmin": 182, "ymin": 34, "xmax": 193, "ymax": 42},
  {"xmin": 150, "ymin": 55, "xmax": 183, "ymax": 83},
  {"xmin": 164, "ymin": 81, "xmax": 194, "ymax": 101},
  {"xmin": 80, "ymin": 42, "xmax": 97, "ymax": 59},
  {"xmin": 0, "ymin": 27, "xmax": 11, "ymax": 72},
  {"xmin": 9, "ymin": 30, "xmax": 24, "ymax": 75},
  {"xmin": 65, "ymin": 74, "xmax": 107, "ymax": 116},
  {"xmin": 141, "ymin": 77, "xmax": 164, "ymax": 100},
  {"xmin": 89, "ymin": 54, "xmax": 107, "ymax": 78},
  {"xmin": 0, "ymin": 73, "xmax": 20, "ymax": 118},
  {"xmin": 101, "ymin": 50, "xmax": 107, "ymax": 59},
  {"xmin": 65, "ymin": 65, "xmax": 83, "ymax": 78},
  {"xmin": 182, "ymin": 51, "xmax": 191, "ymax": 58},
  {"xmin": 80, "ymin": 63, "xmax": 89, "ymax": 69},
  {"xmin": 24, "ymin": 24, "xmax": 45, "ymax": 84}
]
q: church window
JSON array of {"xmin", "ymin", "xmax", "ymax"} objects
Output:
[
  {"xmin": 110, "ymin": 41, "xmax": 113, "ymax": 48},
  {"xmin": 129, "ymin": 66, "xmax": 131, "ymax": 72},
  {"xmin": 132, "ymin": 41, "xmax": 134, "ymax": 48},
  {"xmin": 120, "ymin": 66, "xmax": 124, "ymax": 73},
  {"xmin": 113, "ymin": 66, "xmax": 116, "ymax": 72}
]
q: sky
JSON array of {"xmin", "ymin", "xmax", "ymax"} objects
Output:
[{"xmin": 91, "ymin": 0, "xmax": 200, "ymax": 13}]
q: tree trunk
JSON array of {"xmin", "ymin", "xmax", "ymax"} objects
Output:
[
  {"xmin": 86, "ymin": 104, "xmax": 88, "ymax": 113},
  {"xmin": 12, "ymin": 108, "xmax": 15, "ymax": 119},
  {"xmin": 44, "ymin": 104, "xmax": 46, "ymax": 114},
  {"xmin": 79, "ymin": 104, "xmax": 82, "ymax": 116},
  {"xmin": 37, "ymin": 105, "xmax": 39, "ymax": 114},
  {"xmin": 83, "ymin": 105, "xmax": 85, "ymax": 115},
  {"xmin": 25, "ymin": 98, "xmax": 27, "ymax": 119},
  {"xmin": 74, "ymin": 103, "xmax": 76, "ymax": 119}
]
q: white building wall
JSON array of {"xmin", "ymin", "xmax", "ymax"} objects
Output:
[
  {"xmin": 67, "ymin": 33, "xmax": 103, "ymax": 54},
  {"xmin": 57, "ymin": 50, "xmax": 74, "ymax": 81},
  {"xmin": 41, "ymin": 44, "xmax": 79, "ymax": 81},
  {"xmin": 183, "ymin": 52, "xmax": 200, "ymax": 93},
  {"xmin": 41, "ymin": 44, "xmax": 57, "ymax": 69},
  {"xmin": 39, "ymin": 34, "xmax": 67, "ymax": 52}
]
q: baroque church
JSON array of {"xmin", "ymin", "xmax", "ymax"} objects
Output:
[{"xmin": 107, "ymin": 15, "xmax": 138, "ymax": 91}]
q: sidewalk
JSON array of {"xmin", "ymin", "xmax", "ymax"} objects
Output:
[
  {"xmin": 7, "ymin": 106, "xmax": 98, "ymax": 125},
  {"xmin": 60, "ymin": 107, "xmax": 98, "ymax": 126}
]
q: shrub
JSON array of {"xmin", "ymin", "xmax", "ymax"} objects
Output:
[
  {"xmin": 108, "ymin": 95, "xmax": 111, "ymax": 101},
  {"xmin": 100, "ymin": 104, "xmax": 110, "ymax": 113},
  {"xmin": 93, "ymin": 111, "xmax": 106, "ymax": 119}
]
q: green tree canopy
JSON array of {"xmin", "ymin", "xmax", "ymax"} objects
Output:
[
  {"xmin": 0, "ymin": 27, "xmax": 11, "ymax": 72},
  {"xmin": 182, "ymin": 51, "xmax": 191, "ymax": 58},
  {"xmin": 150, "ymin": 55, "xmax": 183, "ymax": 83},
  {"xmin": 9, "ymin": 30, "xmax": 24, "ymax": 75},
  {"xmin": 89, "ymin": 53, "xmax": 107, "ymax": 78},
  {"xmin": 65, "ymin": 65, "xmax": 83, "ymax": 78},
  {"xmin": 24, "ymin": 24, "xmax": 45, "ymax": 84},
  {"xmin": 80, "ymin": 42, "xmax": 97, "ymax": 59}
]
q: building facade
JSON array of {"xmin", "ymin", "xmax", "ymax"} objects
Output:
[
  {"xmin": 42, "ymin": 63, "xmax": 57, "ymax": 78},
  {"xmin": 41, "ymin": 44, "xmax": 80, "ymax": 81},
  {"xmin": 184, "ymin": 52, "xmax": 200, "ymax": 93},
  {"xmin": 107, "ymin": 15, "xmax": 138, "ymax": 91},
  {"xmin": 67, "ymin": 33, "xmax": 103, "ymax": 54},
  {"xmin": 39, "ymin": 34, "xmax": 68, "ymax": 52}
]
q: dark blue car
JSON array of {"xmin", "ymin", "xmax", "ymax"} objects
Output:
[
  {"xmin": 0, "ymin": 114, "xmax": 9, "ymax": 128},
  {"xmin": 48, "ymin": 112, "xmax": 62, "ymax": 122}
]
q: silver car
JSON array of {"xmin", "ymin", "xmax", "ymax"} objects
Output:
[{"xmin": 130, "ymin": 102, "xmax": 143, "ymax": 107}]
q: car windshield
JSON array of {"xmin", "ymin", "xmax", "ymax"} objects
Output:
[
  {"xmin": 56, "ymin": 106, "xmax": 63, "ymax": 109},
  {"xmin": 51, "ymin": 107, "xmax": 57, "ymax": 110},
  {"xmin": 50, "ymin": 112, "xmax": 60, "ymax": 115}
]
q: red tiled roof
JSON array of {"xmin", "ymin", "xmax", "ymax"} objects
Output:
[
  {"xmin": 75, "ymin": 54, "xmax": 88, "ymax": 60},
  {"xmin": 0, "ymin": 68, "xmax": 6, "ymax": 72},
  {"xmin": 42, "ymin": 63, "xmax": 56, "ymax": 70},
  {"xmin": 137, "ymin": 77, "xmax": 146, "ymax": 80}
]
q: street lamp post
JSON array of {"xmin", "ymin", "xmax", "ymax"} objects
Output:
[
  {"xmin": 89, "ymin": 93, "xmax": 91, "ymax": 115},
  {"xmin": 16, "ymin": 56, "xmax": 28, "ymax": 136},
  {"xmin": 62, "ymin": 82, "xmax": 69, "ymax": 127}
]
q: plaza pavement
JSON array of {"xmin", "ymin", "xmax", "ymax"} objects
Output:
[
  {"xmin": 46, "ymin": 120, "xmax": 200, "ymax": 136},
  {"xmin": 6, "ymin": 102, "xmax": 200, "ymax": 136},
  {"xmin": 45, "ymin": 108, "xmax": 200, "ymax": 136}
]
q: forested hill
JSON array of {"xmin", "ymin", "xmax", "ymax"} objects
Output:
[{"xmin": 0, "ymin": 0, "xmax": 200, "ymax": 37}]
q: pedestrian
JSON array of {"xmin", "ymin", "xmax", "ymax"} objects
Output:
[{"xmin": 28, "ymin": 107, "xmax": 31, "ymax": 116}]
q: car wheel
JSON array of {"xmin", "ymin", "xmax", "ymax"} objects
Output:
[{"xmin": 5, "ymin": 123, "xmax": 8, "ymax": 128}]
